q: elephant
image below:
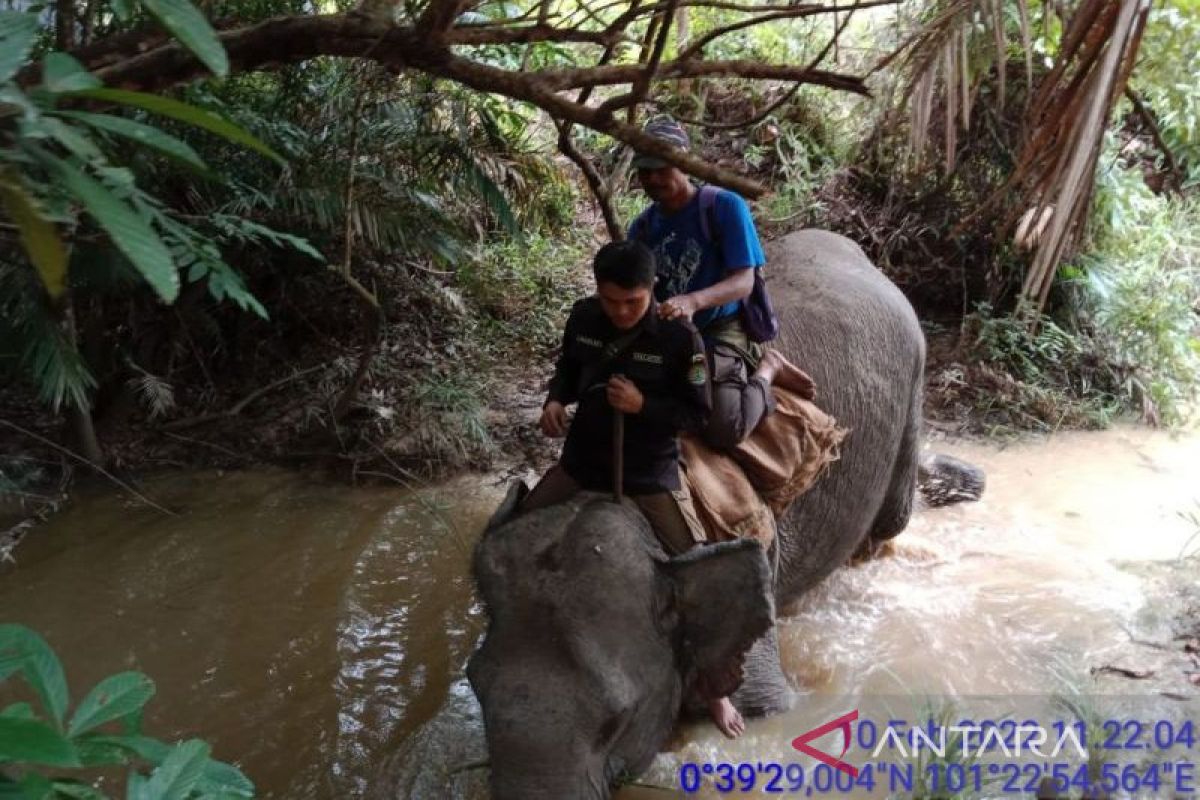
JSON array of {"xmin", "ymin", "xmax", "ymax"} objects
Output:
[{"xmin": 466, "ymin": 229, "xmax": 983, "ymax": 799}]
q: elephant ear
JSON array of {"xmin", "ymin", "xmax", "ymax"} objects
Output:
[
  {"xmin": 663, "ymin": 539, "xmax": 774, "ymax": 683},
  {"xmin": 485, "ymin": 480, "xmax": 529, "ymax": 531}
]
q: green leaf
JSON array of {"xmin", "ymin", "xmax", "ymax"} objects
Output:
[
  {"xmin": 0, "ymin": 626, "xmax": 69, "ymax": 729},
  {"xmin": 17, "ymin": 774, "xmax": 54, "ymax": 800},
  {"xmin": 68, "ymin": 672, "xmax": 155, "ymax": 737},
  {"xmin": 0, "ymin": 174, "xmax": 67, "ymax": 298},
  {"xmin": 76, "ymin": 734, "xmax": 169, "ymax": 765},
  {"xmin": 0, "ymin": 12, "xmax": 39, "ymax": 84},
  {"xmin": 42, "ymin": 53, "xmax": 102, "ymax": 93},
  {"xmin": 139, "ymin": 0, "xmax": 228, "ymax": 77},
  {"xmin": 0, "ymin": 653, "xmax": 23, "ymax": 681},
  {"xmin": 196, "ymin": 758, "xmax": 254, "ymax": 798},
  {"xmin": 142, "ymin": 740, "xmax": 209, "ymax": 800},
  {"xmin": 0, "ymin": 704, "xmax": 34, "ymax": 720},
  {"xmin": 73, "ymin": 736, "xmax": 134, "ymax": 768},
  {"xmin": 125, "ymin": 772, "xmax": 148, "ymax": 800},
  {"xmin": 0, "ymin": 718, "xmax": 80, "ymax": 767},
  {"xmin": 68, "ymin": 89, "xmax": 283, "ymax": 164},
  {"xmin": 40, "ymin": 117, "xmax": 107, "ymax": 165},
  {"xmin": 57, "ymin": 111, "xmax": 210, "ymax": 173},
  {"xmin": 37, "ymin": 152, "xmax": 179, "ymax": 303},
  {"xmin": 121, "ymin": 706, "xmax": 144, "ymax": 736}
]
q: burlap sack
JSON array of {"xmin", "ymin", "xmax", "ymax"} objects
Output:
[{"xmin": 679, "ymin": 388, "xmax": 847, "ymax": 546}]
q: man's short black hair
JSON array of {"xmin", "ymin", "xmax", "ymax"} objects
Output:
[{"xmin": 593, "ymin": 240, "xmax": 656, "ymax": 289}]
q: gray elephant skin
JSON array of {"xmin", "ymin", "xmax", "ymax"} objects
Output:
[{"xmin": 469, "ymin": 229, "xmax": 935, "ymax": 799}]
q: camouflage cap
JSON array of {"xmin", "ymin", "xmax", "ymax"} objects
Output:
[{"xmin": 632, "ymin": 116, "xmax": 690, "ymax": 169}]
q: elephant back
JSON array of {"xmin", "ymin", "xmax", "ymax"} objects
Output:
[{"xmin": 758, "ymin": 230, "xmax": 925, "ymax": 603}]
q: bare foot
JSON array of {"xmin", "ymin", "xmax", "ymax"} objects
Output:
[
  {"xmin": 708, "ymin": 696, "xmax": 746, "ymax": 739},
  {"xmin": 755, "ymin": 350, "xmax": 817, "ymax": 400}
]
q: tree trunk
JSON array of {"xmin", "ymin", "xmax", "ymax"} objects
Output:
[
  {"xmin": 55, "ymin": 0, "xmax": 75, "ymax": 50},
  {"xmin": 61, "ymin": 300, "xmax": 104, "ymax": 466}
]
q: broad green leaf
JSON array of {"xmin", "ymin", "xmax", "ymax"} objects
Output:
[
  {"xmin": 0, "ymin": 175, "xmax": 67, "ymax": 298},
  {"xmin": 139, "ymin": 0, "xmax": 228, "ymax": 77},
  {"xmin": 1, "ymin": 86, "xmax": 40, "ymax": 125},
  {"xmin": 57, "ymin": 111, "xmax": 209, "ymax": 173},
  {"xmin": 196, "ymin": 758, "xmax": 255, "ymax": 797},
  {"xmin": 42, "ymin": 53, "xmax": 102, "ymax": 93},
  {"xmin": 68, "ymin": 672, "xmax": 155, "ymax": 737},
  {"xmin": 51, "ymin": 782, "xmax": 108, "ymax": 800},
  {"xmin": 76, "ymin": 734, "xmax": 169, "ymax": 765},
  {"xmin": 73, "ymin": 736, "xmax": 134, "ymax": 767},
  {"xmin": 0, "ymin": 12, "xmax": 38, "ymax": 84},
  {"xmin": 0, "ymin": 704, "xmax": 34, "ymax": 720},
  {"xmin": 142, "ymin": 740, "xmax": 209, "ymax": 800},
  {"xmin": 40, "ymin": 118, "xmax": 107, "ymax": 165},
  {"xmin": 121, "ymin": 706, "xmax": 144, "ymax": 735},
  {"xmin": 0, "ymin": 626, "xmax": 69, "ymax": 729},
  {"xmin": 17, "ymin": 774, "xmax": 53, "ymax": 800},
  {"xmin": 0, "ymin": 718, "xmax": 80, "ymax": 767},
  {"xmin": 68, "ymin": 88, "xmax": 282, "ymax": 164},
  {"xmin": 125, "ymin": 771, "xmax": 148, "ymax": 800},
  {"xmin": 39, "ymin": 153, "xmax": 179, "ymax": 303},
  {"xmin": 0, "ymin": 657, "xmax": 22, "ymax": 681}
]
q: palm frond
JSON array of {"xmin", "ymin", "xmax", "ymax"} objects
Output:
[{"xmin": 0, "ymin": 260, "xmax": 97, "ymax": 412}]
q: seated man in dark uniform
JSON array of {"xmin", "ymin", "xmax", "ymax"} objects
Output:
[{"xmin": 521, "ymin": 240, "xmax": 747, "ymax": 738}]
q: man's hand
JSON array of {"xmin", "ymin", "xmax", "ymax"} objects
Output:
[
  {"xmin": 659, "ymin": 294, "xmax": 699, "ymax": 321},
  {"xmin": 606, "ymin": 375, "xmax": 644, "ymax": 414},
  {"xmin": 539, "ymin": 400, "xmax": 569, "ymax": 438}
]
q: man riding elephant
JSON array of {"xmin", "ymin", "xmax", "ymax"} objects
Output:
[
  {"xmin": 520, "ymin": 239, "xmax": 748, "ymax": 739},
  {"xmin": 629, "ymin": 116, "xmax": 815, "ymax": 448}
]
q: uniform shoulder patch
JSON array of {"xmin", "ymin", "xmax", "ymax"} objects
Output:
[{"xmin": 688, "ymin": 359, "xmax": 708, "ymax": 386}]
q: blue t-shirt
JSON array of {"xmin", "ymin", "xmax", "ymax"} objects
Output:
[{"xmin": 628, "ymin": 187, "xmax": 766, "ymax": 330}]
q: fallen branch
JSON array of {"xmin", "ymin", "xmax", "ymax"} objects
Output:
[
  {"xmin": 0, "ymin": 420, "xmax": 177, "ymax": 516},
  {"xmin": 1124, "ymin": 87, "xmax": 1186, "ymax": 197},
  {"xmin": 161, "ymin": 364, "xmax": 326, "ymax": 431}
]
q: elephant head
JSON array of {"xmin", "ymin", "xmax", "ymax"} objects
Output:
[{"xmin": 468, "ymin": 492, "xmax": 773, "ymax": 799}]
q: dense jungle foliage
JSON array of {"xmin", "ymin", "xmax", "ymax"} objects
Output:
[{"xmin": 0, "ymin": 0, "xmax": 1197, "ymax": 497}]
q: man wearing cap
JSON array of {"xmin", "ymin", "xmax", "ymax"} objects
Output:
[{"xmin": 629, "ymin": 116, "xmax": 814, "ymax": 449}]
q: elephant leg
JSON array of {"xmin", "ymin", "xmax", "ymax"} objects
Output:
[
  {"xmin": 869, "ymin": 388, "xmax": 920, "ymax": 542},
  {"xmin": 731, "ymin": 624, "xmax": 793, "ymax": 717}
]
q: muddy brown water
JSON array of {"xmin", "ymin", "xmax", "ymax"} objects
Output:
[{"xmin": 1, "ymin": 426, "xmax": 1197, "ymax": 798}]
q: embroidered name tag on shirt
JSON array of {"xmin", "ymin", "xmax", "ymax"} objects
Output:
[
  {"xmin": 632, "ymin": 352, "xmax": 664, "ymax": 364},
  {"xmin": 576, "ymin": 335, "xmax": 603, "ymax": 347}
]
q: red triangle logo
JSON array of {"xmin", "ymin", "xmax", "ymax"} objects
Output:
[{"xmin": 790, "ymin": 709, "xmax": 859, "ymax": 778}]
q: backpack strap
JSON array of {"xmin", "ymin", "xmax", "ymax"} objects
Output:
[
  {"xmin": 577, "ymin": 324, "xmax": 646, "ymax": 395},
  {"xmin": 697, "ymin": 184, "xmax": 723, "ymax": 252},
  {"xmin": 630, "ymin": 205, "xmax": 654, "ymax": 244}
]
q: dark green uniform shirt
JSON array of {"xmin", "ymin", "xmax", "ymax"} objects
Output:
[{"xmin": 546, "ymin": 297, "xmax": 711, "ymax": 494}]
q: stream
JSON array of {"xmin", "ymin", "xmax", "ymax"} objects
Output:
[{"xmin": 1, "ymin": 425, "xmax": 1197, "ymax": 798}]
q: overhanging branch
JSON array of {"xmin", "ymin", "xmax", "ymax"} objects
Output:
[{"xmin": 43, "ymin": 7, "xmax": 876, "ymax": 197}]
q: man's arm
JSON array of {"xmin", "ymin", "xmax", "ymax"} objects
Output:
[
  {"xmin": 541, "ymin": 304, "xmax": 583, "ymax": 437},
  {"xmin": 659, "ymin": 267, "xmax": 752, "ymax": 321},
  {"xmin": 660, "ymin": 191, "xmax": 762, "ymax": 320},
  {"xmin": 545, "ymin": 304, "xmax": 582, "ymax": 408}
]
